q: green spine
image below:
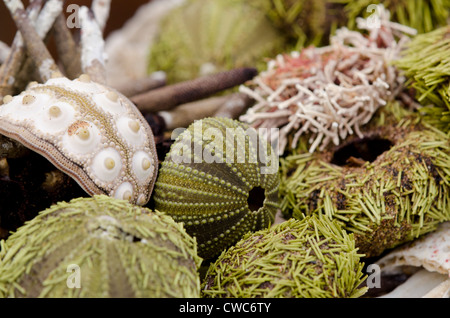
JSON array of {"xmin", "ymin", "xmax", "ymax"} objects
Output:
[
  {"xmin": 339, "ymin": 0, "xmax": 450, "ymax": 34},
  {"xmin": 396, "ymin": 25, "xmax": 450, "ymax": 132},
  {"xmin": 202, "ymin": 215, "xmax": 367, "ymax": 298},
  {"xmin": 279, "ymin": 103, "xmax": 450, "ymax": 257},
  {"xmin": 0, "ymin": 195, "xmax": 202, "ymax": 298}
]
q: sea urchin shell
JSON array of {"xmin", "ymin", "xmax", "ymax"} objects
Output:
[
  {"xmin": 279, "ymin": 103, "xmax": 450, "ymax": 257},
  {"xmin": 0, "ymin": 76, "xmax": 159, "ymax": 206},
  {"xmin": 153, "ymin": 117, "xmax": 280, "ymax": 259},
  {"xmin": 0, "ymin": 195, "xmax": 202, "ymax": 298},
  {"xmin": 202, "ymin": 215, "xmax": 367, "ymax": 298}
]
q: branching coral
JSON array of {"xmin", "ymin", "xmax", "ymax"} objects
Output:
[{"xmin": 240, "ymin": 5, "xmax": 416, "ymax": 155}]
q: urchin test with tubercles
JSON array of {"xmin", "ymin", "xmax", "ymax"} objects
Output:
[{"xmin": 0, "ymin": 74, "xmax": 158, "ymax": 206}]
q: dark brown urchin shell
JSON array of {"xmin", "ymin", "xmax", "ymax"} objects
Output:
[
  {"xmin": 0, "ymin": 195, "xmax": 202, "ymax": 298},
  {"xmin": 153, "ymin": 117, "xmax": 280, "ymax": 260},
  {"xmin": 279, "ymin": 103, "xmax": 450, "ymax": 257},
  {"xmin": 202, "ymin": 215, "xmax": 367, "ymax": 298}
]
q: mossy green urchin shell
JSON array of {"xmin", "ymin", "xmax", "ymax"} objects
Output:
[
  {"xmin": 396, "ymin": 26, "xmax": 450, "ymax": 132},
  {"xmin": 153, "ymin": 117, "xmax": 280, "ymax": 260},
  {"xmin": 0, "ymin": 195, "xmax": 202, "ymax": 298},
  {"xmin": 147, "ymin": 0, "xmax": 286, "ymax": 84},
  {"xmin": 340, "ymin": 0, "xmax": 450, "ymax": 34},
  {"xmin": 279, "ymin": 103, "xmax": 450, "ymax": 258},
  {"xmin": 202, "ymin": 215, "xmax": 367, "ymax": 298}
]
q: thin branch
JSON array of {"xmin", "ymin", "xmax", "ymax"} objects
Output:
[
  {"xmin": 131, "ymin": 68, "xmax": 258, "ymax": 113},
  {"xmin": 113, "ymin": 71, "xmax": 166, "ymax": 97},
  {"xmin": 14, "ymin": 0, "xmax": 64, "ymax": 88},
  {"xmin": 213, "ymin": 92, "xmax": 253, "ymax": 119},
  {"xmin": 158, "ymin": 95, "xmax": 234, "ymax": 130},
  {"xmin": 0, "ymin": 0, "xmax": 42, "ymax": 97},
  {"xmin": 4, "ymin": 0, "xmax": 62, "ymax": 82},
  {"xmin": 52, "ymin": 13, "xmax": 82, "ymax": 79}
]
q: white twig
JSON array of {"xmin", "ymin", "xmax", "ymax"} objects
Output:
[
  {"xmin": 34, "ymin": 0, "xmax": 64, "ymax": 38},
  {"xmin": 0, "ymin": 41, "xmax": 11, "ymax": 64},
  {"xmin": 79, "ymin": 5, "xmax": 107, "ymax": 84},
  {"xmin": 91, "ymin": 0, "xmax": 111, "ymax": 33}
]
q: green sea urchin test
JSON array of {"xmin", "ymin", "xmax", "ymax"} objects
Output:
[
  {"xmin": 147, "ymin": 0, "xmax": 286, "ymax": 83},
  {"xmin": 396, "ymin": 25, "xmax": 450, "ymax": 132},
  {"xmin": 280, "ymin": 103, "xmax": 450, "ymax": 257},
  {"xmin": 202, "ymin": 215, "xmax": 367, "ymax": 298},
  {"xmin": 153, "ymin": 117, "xmax": 280, "ymax": 260},
  {"xmin": 0, "ymin": 195, "xmax": 202, "ymax": 298}
]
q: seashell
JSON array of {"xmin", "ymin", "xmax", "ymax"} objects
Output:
[
  {"xmin": 202, "ymin": 215, "xmax": 367, "ymax": 298},
  {"xmin": 152, "ymin": 117, "xmax": 280, "ymax": 259},
  {"xmin": 0, "ymin": 75, "xmax": 158, "ymax": 206},
  {"xmin": 147, "ymin": 0, "xmax": 286, "ymax": 83},
  {"xmin": 279, "ymin": 103, "xmax": 450, "ymax": 258},
  {"xmin": 0, "ymin": 195, "xmax": 202, "ymax": 298},
  {"xmin": 375, "ymin": 221, "xmax": 450, "ymax": 298}
]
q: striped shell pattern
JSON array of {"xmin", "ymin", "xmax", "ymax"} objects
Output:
[{"xmin": 153, "ymin": 117, "xmax": 280, "ymax": 259}]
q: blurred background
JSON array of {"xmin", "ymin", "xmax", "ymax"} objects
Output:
[{"xmin": 0, "ymin": 0, "xmax": 152, "ymax": 45}]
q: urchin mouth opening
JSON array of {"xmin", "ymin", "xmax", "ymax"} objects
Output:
[
  {"xmin": 331, "ymin": 136, "xmax": 394, "ymax": 167},
  {"xmin": 248, "ymin": 186, "xmax": 265, "ymax": 212}
]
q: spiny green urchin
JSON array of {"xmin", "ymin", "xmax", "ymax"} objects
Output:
[
  {"xmin": 153, "ymin": 117, "xmax": 280, "ymax": 260},
  {"xmin": 0, "ymin": 195, "xmax": 202, "ymax": 298},
  {"xmin": 202, "ymin": 215, "xmax": 368, "ymax": 298},
  {"xmin": 279, "ymin": 103, "xmax": 450, "ymax": 258},
  {"xmin": 340, "ymin": 0, "xmax": 450, "ymax": 34},
  {"xmin": 247, "ymin": 0, "xmax": 348, "ymax": 49},
  {"xmin": 396, "ymin": 25, "xmax": 450, "ymax": 132},
  {"xmin": 147, "ymin": 0, "xmax": 286, "ymax": 84}
]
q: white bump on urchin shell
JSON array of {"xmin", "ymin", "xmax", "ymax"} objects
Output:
[
  {"xmin": 116, "ymin": 117, "xmax": 147, "ymax": 147},
  {"xmin": 92, "ymin": 91, "xmax": 127, "ymax": 116},
  {"xmin": 131, "ymin": 150, "xmax": 154, "ymax": 183},
  {"xmin": 61, "ymin": 122, "xmax": 102, "ymax": 155},
  {"xmin": 34, "ymin": 101, "xmax": 77, "ymax": 135},
  {"xmin": 0, "ymin": 92, "xmax": 52, "ymax": 122},
  {"xmin": 91, "ymin": 147, "xmax": 123, "ymax": 182},
  {"xmin": 114, "ymin": 182, "xmax": 134, "ymax": 201}
]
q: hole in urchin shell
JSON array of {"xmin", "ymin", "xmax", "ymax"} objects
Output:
[
  {"xmin": 331, "ymin": 137, "xmax": 393, "ymax": 167},
  {"xmin": 248, "ymin": 186, "xmax": 265, "ymax": 212}
]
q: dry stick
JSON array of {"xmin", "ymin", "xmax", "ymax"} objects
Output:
[
  {"xmin": 213, "ymin": 92, "xmax": 253, "ymax": 119},
  {"xmin": 78, "ymin": 6, "xmax": 106, "ymax": 84},
  {"xmin": 131, "ymin": 68, "xmax": 258, "ymax": 113},
  {"xmin": 0, "ymin": 0, "xmax": 42, "ymax": 98},
  {"xmin": 4, "ymin": 0, "xmax": 62, "ymax": 82},
  {"xmin": 52, "ymin": 13, "xmax": 82, "ymax": 79},
  {"xmin": 113, "ymin": 72, "xmax": 167, "ymax": 97},
  {"xmin": 158, "ymin": 94, "xmax": 237, "ymax": 130}
]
